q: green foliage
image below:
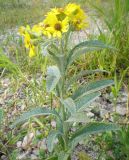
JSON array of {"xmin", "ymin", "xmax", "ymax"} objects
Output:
[
  {"xmin": 72, "ymin": 79, "xmax": 114, "ymax": 100},
  {"xmin": 0, "ymin": 51, "xmax": 21, "ymax": 76},
  {"xmin": 95, "ymin": 126, "xmax": 129, "ymax": 160},
  {"xmin": 119, "ymin": 127, "xmax": 129, "ymax": 159},
  {"xmin": 66, "ymin": 69, "xmax": 108, "ymax": 89},
  {"xmin": 70, "ymin": 122, "xmax": 119, "ymax": 147},
  {"xmin": 12, "ymin": 34, "xmax": 119, "ymax": 159},
  {"xmin": 90, "ymin": 0, "xmax": 129, "ymax": 68},
  {"xmin": 11, "ymin": 107, "xmax": 61, "ymax": 128},
  {"xmin": 47, "ymin": 130, "xmax": 62, "ymax": 152},
  {"xmin": 46, "ymin": 66, "xmax": 61, "ymax": 92},
  {"xmin": 66, "ymin": 112, "xmax": 90, "ymax": 123},
  {"xmin": 75, "ymin": 92, "xmax": 101, "ymax": 111},
  {"xmin": 111, "ymin": 67, "xmax": 129, "ymax": 111},
  {"xmin": 67, "ymin": 40, "xmax": 113, "ymax": 67},
  {"xmin": 0, "ymin": 109, "xmax": 4, "ymax": 128},
  {"xmin": 61, "ymin": 98, "xmax": 76, "ymax": 115}
]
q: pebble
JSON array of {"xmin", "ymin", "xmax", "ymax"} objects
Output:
[
  {"xmin": 38, "ymin": 138, "xmax": 47, "ymax": 150},
  {"xmin": 18, "ymin": 151, "xmax": 30, "ymax": 160},
  {"xmin": 1, "ymin": 155, "xmax": 8, "ymax": 160},
  {"xmin": 21, "ymin": 104, "xmax": 26, "ymax": 111},
  {"xmin": 100, "ymin": 109, "xmax": 109, "ymax": 118},
  {"xmin": 22, "ymin": 132, "xmax": 34, "ymax": 149},
  {"xmin": 51, "ymin": 120, "xmax": 56, "ymax": 128},
  {"xmin": 116, "ymin": 104, "xmax": 127, "ymax": 116},
  {"xmin": 31, "ymin": 154, "xmax": 38, "ymax": 160},
  {"xmin": 32, "ymin": 149, "xmax": 39, "ymax": 156},
  {"xmin": 87, "ymin": 112, "xmax": 94, "ymax": 118},
  {"xmin": 1, "ymin": 78, "xmax": 10, "ymax": 88},
  {"xmin": 17, "ymin": 141, "xmax": 22, "ymax": 148}
]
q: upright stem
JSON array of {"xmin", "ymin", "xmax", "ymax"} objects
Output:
[{"xmin": 59, "ymin": 36, "xmax": 70, "ymax": 149}]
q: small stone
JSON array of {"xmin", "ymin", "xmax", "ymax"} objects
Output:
[
  {"xmin": 118, "ymin": 96, "xmax": 127, "ymax": 103},
  {"xmin": 17, "ymin": 151, "xmax": 29, "ymax": 160},
  {"xmin": 31, "ymin": 154, "xmax": 38, "ymax": 160},
  {"xmin": 38, "ymin": 138, "xmax": 47, "ymax": 150},
  {"xmin": 100, "ymin": 109, "xmax": 109, "ymax": 118},
  {"xmin": 51, "ymin": 120, "xmax": 56, "ymax": 128},
  {"xmin": 1, "ymin": 78, "xmax": 10, "ymax": 88},
  {"xmin": 32, "ymin": 149, "xmax": 39, "ymax": 156},
  {"xmin": 1, "ymin": 155, "xmax": 8, "ymax": 160},
  {"xmin": 87, "ymin": 112, "xmax": 94, "ymax": 118},
  {"xmin": 116, "ymin": 104, "xmax": 127, "ymax": 116},
  {"xmin": 21, "ymin": 104, "xmax": 26, "ymax": 110},
  {"xmin": 22, "ymin": 132, "xmax": 34, "ymax": 149},
  {"xmin": 17, "ymin": 141, "xmax": 22, "ymax": 148}
]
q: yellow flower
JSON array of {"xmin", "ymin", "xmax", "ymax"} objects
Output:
[
  {"xmin": 19, "ymin": 27, "xmax": 36, "ymax": 57},
  {"xmin": 73, "ymin": 17, "xmax": 89, "ymax": 30},
  {"xmin": 64, "ymin": 3, "xmax": 88, "ymax": 30},
  {"xmin": 43, "ymin": 13, "xmax": 69, "ymax": 38},
  {"xmin": 24, "ymin": 33, "xmax": 36, "ymax": 57},
  {"xmin": 32, "ymin": 24, "xmax": 43, "ymax": 36},
  {"xmin": 24, "ymin": 32, "xmax": 31, "ymax": 49},
  {"xmin": 39, "ymin": 21, "xmax": 52, "ymax": 38},
  {"xmin": 49, "ymin": 8, "xmax": 66, "ymax": 21},
  {"xmin": 18, "ymin": 26, "xmax": 26, "ymax": 35},
  {"xmin": 29, "ymin": 45, "xmax": 36, "ymax": 58},
  {"xmin": 18, "ymin": 25, "xmax": 31, "ymax": 36},
  {"xmin": 50, "ymin": 7, "xmax": 64, "ymax": 16}
]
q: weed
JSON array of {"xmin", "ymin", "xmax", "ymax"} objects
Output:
[{"xmin": 11, "ymin": 4, "xmax": 120, "ymax": 160}]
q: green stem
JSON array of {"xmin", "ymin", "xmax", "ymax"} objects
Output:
[
  {"xmin": 42, "ymin": 55, "xmax": 48, "ymax": 76},
  {"xmin": 59, "ymin": 36, "xmax": 70, "ymax": 149}
]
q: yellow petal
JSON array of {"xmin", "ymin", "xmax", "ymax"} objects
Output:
[
  {"xmin": 18, "ymin": 26, "xmax": 25, "ymax": 35},
  {"xmin": 29, "ymin": 47, "xmax": 36, "ymax": 58}
]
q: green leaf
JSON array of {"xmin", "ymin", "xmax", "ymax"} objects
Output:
[
  {"xmin": 67, "ymin": 40, "xmax": 112, "ymax": 66},
  {"xmin": 47, "ymin": 130, "xmax": 62, "ymax": 152},
  {"xmin": 0, "ymin": 52, "xmax": 21, "ymax": 76},
  {"xmin": 70, "ymin": 122, "xmax": 120, "ymax": 147},
  {"xmin": 66, "ymin": 69, "xmax": 108, "ymax": 89},
  {"xmin": 0, "ymin": 109, "xmax": 4, "ymax": 126},
  {"xmin": 46, "ymin": 66, "xmax": 61, "ymax": 92},
  {"xmin": 66, "ymin": 112, "xmax": 90, "ymax": 123},
  {"xmin": 11, "ymin": 107, "xmax": 61, "ymax": 128},
  {"xmin": 48, "ymin": 48, "xmax": 66, "ymax": 75},
  {"xmin": 61, "ymin": 98, "xmax": 76, "ymax": 115},
  {"xmin": 46, "ymin": 156, "xmax": 58, "ymax": 160},
  {"xmin": 58, "ymin": 151, "xmax": 71, "ymax": 160},
  {"xmin": 75, "ymin": 92, "xmax": 101, "ymax": 111},
  {"xmin": 72, "ymin": 79, "xmax": 114, "ymax": 100}
]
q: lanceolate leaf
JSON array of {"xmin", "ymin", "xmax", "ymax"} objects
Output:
[
  {"xmin": 58, "ymin": 151, "xmax": 71, "ymax": 160},
  {"xmin": 46, "ymin": 66, "xmax": 61, "ymax": 92},
  {"xmin": 61, "ymin": 98, "xmax": 76, "ymax": 115},
  {"xmin": 47, "ymin": 130, "xmax": 62, "ymax": 152},
  {"xmin": 72, "ymin": 79, "xmax": 114, "ymax": 100},
  {"xmin": 70, "ymin": 122, "xmax": 120, "ymax": 147},
  {"xmin": 11, "ymin": 107, "xmax": 61, "ymax": 128},
  {"xmin": 66, "ymin": 112, "xmax": 90, "ymax": 123},
  {"xmin": 48, "ymin": 49, "xmax": 66, "ymax": 74},
  {"xmin": 75, "ymin": 92, "xmax": 101, "ymax": 111},
  {"xmin": 67, "ymin": 40, "xmax": 112, "ymax": 66},
  {"xmin": 66, "ymin": 69, "xmax": 108, "ymax": 89}
]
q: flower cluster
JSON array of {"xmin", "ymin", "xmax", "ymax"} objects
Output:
[
  {"xmin": 19, "ymin": 25, "xmax": 38, "ymax": 58},
  {"xmin": 19, "ymin": 3, "xmax": 88, "ymax": 57}
]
